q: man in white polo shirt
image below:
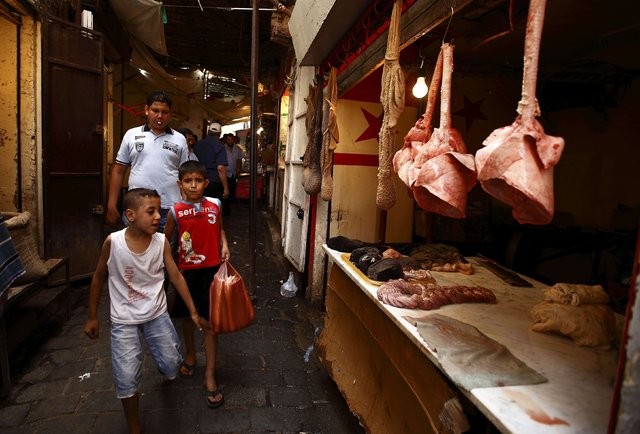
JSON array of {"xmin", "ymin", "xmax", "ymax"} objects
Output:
[{"xmin": 106, "ymin": 90, "xmax": 190, "ymax": 232}]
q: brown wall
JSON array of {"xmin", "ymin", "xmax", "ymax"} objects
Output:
[{"xmin": 0, "ymin": 16, "xmax": 19, "ymax": 211}]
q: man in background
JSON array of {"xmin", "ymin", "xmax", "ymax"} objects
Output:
[
  {"xmin": 177, "ymin": 127, "xmax": 198, "ymax": 161},
  {"xmin": 222, "ymin": 133, "xmax": 245, "ymax": 216},
  {"xmin": 193, "ymin": 122, "xmax": 229, "ymax": 201}
]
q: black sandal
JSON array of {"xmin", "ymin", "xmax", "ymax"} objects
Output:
[
  {"xmin": 206, "ymin": 388, "xmax": 224, "ymax": 408},
  {"xmin": 179, "ymin": 361, "xmax": 195, "ymax": 378}
]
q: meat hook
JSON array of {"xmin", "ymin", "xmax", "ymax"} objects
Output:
[{"xmin": 442, "ymin": 6, "xmax": 454, "ymax": 45}]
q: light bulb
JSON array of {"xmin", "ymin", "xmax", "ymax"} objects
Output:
[{"xmin": 412, "ymin": 76, "xmax": 428, "ymax": 98}]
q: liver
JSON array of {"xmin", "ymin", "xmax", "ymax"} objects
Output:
[{"xmin": 318, "ymin": 246, "xmax": 620, "ymax": 433}]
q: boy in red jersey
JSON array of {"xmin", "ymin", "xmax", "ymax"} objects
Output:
[{"xmin": 164, "ymin": 161, "xmax": 230, "ymax": 408}]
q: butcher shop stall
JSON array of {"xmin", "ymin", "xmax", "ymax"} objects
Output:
[{"xmin": 284, "ymin": 0, "xmax": 640, "ymax": 432}]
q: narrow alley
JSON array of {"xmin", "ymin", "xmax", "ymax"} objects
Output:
[
  {"xmin": 0, "ymin": 200, "xmax": 365, "ymax": 434},
  {"xmin": 1, "ymin": 1, "xmax": 639, "ymax": 432}
]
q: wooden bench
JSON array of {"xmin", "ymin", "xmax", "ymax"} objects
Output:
[{"xmin": 0, "ymin": 212, "xmax": 70, "ymax": 397}]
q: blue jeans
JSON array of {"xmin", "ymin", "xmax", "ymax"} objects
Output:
[{"xmin": 110, "ymin": 312, "xmax": 182, "ymax": 399}]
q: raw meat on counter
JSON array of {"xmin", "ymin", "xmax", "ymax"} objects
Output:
[
  {"xmin": 377, "ymin": 279, "xmax": 496, "ymax": 310},
  {"xmin": 381, "ymin": 248, "xmax": 424, "ymax": 271},
  {"xmin": 409, "ymin": 244, "xmax": 473, "ymax": 275},
  {"xmin": 349, "ymin": 247, "xmax": 411, "ymax": 282},
  {"xmin": 367, "ymin": 258, "xmax": 404, "ymax": 281},
  {"xmin": 382, "ymin": 248, "xmax": 403, "ymax": 259},
  {"xmin": 411, "ymin": 314, "xmax": 547, "ymax": 390},
  {"xmin": 403, "ymin": 268, "xmax": 436, "ymax": 282},
  {"xmin": 530, "ymin": 302, "xmax": 615, "ymax": 349},
  {"xmin": 542, "ymin": 283, "xmax": 609, "ymax": 306},
  {"xmin": 335, "ymin": 238, "xmax": 474, "ymax": 281},
  {"xmin": 530, "ymin": 281, "xmax": 616, "ymax": 349},
  {"xmin": 349, "ymin": 247, "xmax": 383, "ymax": 274}
]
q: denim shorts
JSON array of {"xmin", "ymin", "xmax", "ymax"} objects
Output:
[{"xmin": 110, "ymin": 312, "xmax": 182, "ymax": 399}]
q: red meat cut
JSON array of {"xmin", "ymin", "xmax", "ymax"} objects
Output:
[
  {"xmin": 474, "ymin": 0, "xmax": 564, "ymax": 225},
  {"xmin": 393, "ymin": 49, "xmax": 443, "ymax": 188},
  {"xmin": 411, "ymin": 44, "xmax": 477, "ymax": 219},
  {"xmin": 377, "ymin": 279, "xmax": 496, "ymax": 310}
]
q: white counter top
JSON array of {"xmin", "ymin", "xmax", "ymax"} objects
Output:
[{"xmin": 323, "ymin": 245, "xmax": 620, "ymax": 434}]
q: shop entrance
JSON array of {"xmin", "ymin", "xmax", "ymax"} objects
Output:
[{"xmin": 42, "ymin": 16, "xmax": 104, "ymax": 279}]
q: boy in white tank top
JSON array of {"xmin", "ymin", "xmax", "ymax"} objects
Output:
[{"xmin": 84, "ymin": 188, "xmax": 201, "ymax": 434}]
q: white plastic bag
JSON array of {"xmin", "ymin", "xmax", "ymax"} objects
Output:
[{"xmin": 280, "ymin": 271, "xmax": 297, "ymax": 297}]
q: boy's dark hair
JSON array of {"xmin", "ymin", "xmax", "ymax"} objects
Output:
[
  {"xmin": 146, "ymin": 90, "xmax": 172, "ymax": 108},
  {"xmin": 179, "ymin": 160, "xmax": 207, "ymax": 180},
  {"xmin": 124, "ymin": 188, "xmax": 160, "ymax": 211}
]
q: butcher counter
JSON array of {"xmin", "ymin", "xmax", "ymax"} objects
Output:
[{"xmin": 317, "ymin": 245, "xmax": 621, "ymax": 434}]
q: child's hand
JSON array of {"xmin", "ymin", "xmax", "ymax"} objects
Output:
[
  {"xmin": 221, "ymin": 247, "xmax": 230, "ymax": 262},
  {"xmin": 84, "ymin": 319, "xmax": 99, "ymax": 339},
  {"xmin": 190, "ymin": 311, "xmax": 203, "ymax": 331}
]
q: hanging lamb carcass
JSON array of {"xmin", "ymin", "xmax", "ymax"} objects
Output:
[
  {"xmin": 475, "ymin": 0, "xmax": 564, "ymax": 225},
  {"xmin": 411, "ymin": 43, "xmax": 477, "ymax": 219},
  {"xmin": 393, "ymin": 49, "xmax": 444, "ymax": 189},
  {"xmin": 301, "ymin": 81, "xmax": 318, "ymax": 192},
  {"xmin": 302, "ymin": 74, "xmax": 325, "ymax": 195}
]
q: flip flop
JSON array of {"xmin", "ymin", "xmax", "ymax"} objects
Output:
[
  {"xmin": 179, "ymin": 361, "xmax": 195, "ymax": 378},
  {"xmin": 206, "ymin": 388, "xmax": 224, "ymax": 409}
]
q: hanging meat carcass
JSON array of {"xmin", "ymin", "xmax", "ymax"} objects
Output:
[
  {"xmin": 393, "ymin": 49, "xmax": 444, "ymax": 188},
  {"xmin": 303, "ymin": 73, "xmax": 325, "ymax": 195},
  {"xmin": 376, "ymin": 0, "xmax": 405, "ymax": 210},
  {"xmin": 475, "ymin": 0, "xmax": 564, "ymax": 225},
  {"xmin": 411, "ymin": 43, "xmax": 477, "ymax": 218},
  {"xmin": 302, "ymin": 81, "xmax": 317, "ymax": 189},
  {"xmin": 320, "ymin": 67, "xmax": 339, "ymax": 201}
]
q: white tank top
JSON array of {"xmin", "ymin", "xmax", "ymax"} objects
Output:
[{"xmin": 107, "ymin": 229, "xmax": 167, "ymax": 324}]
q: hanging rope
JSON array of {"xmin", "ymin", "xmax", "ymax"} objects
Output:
[{"xmin": 376, "ymin": 0, "xmax": 405, "ymax": 210}]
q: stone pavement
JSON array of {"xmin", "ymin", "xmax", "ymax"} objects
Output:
[{"xmin": 0, "ymin": 200, "xmax": 365, "ymax": 434}]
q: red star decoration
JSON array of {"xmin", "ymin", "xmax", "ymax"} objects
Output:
[
  {"xmin": 453, "ymin": 96, "xmax": 487, "ymax": 132},
  {"xmin": 355, "ymin": 107, "xmax": 384, "ymax": 142}
]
